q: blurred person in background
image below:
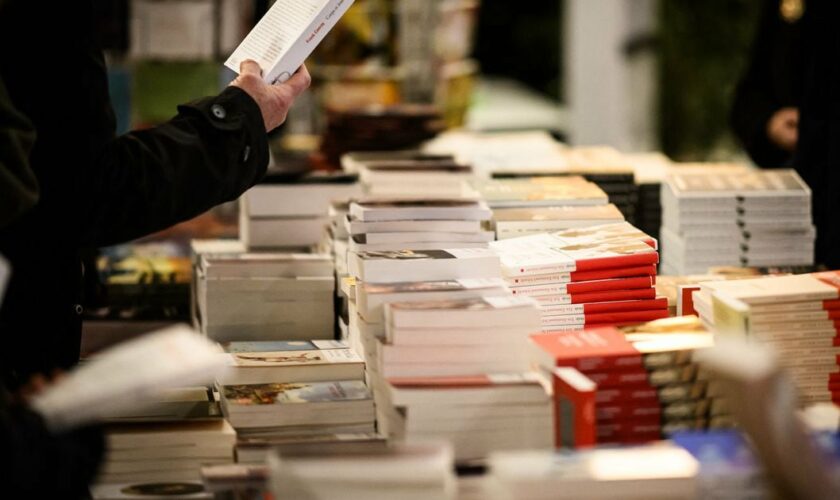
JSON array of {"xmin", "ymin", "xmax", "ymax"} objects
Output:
[
  {"xmin": 731, "ymin": 0, "xmax": 804, "ymax": 168},
  {"xmin": 0, "ymin": 1, "xmax": 311, "ymax": 388},
  {"xmin": 794, "ymin": 0, "xmax": 839, "ymax": 268}
]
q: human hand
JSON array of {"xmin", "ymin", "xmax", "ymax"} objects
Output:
[
  {"xmin": 230, "ymin": 60, "xmax": 311, "ymax": 132},
  {"xmin": 16, "ymin": 370, "xmax": 64, "ymax": 404},
  {"xmin": 766, "ymin": 107, "xmax": 799, "ymax": 152}
]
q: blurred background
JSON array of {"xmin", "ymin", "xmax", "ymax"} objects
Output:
[{"xmin": 84, "ymin": 0, "xmax": 767, "ymax": 336}]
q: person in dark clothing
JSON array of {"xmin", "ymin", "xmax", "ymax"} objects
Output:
[
  {"xmin": 0, "ymin": 69, "xmax": 105, "ymax": 498},
  {"xmin": 0, "ymin": 0, "xmax": 311, "ymax": 387},
  {"xmin": 794, "ymin": 0, "xmax": 840, "ymax": 269},
  {"xmin": 731, "ymin": 0, "xmax": 804, "ymax": 168}
]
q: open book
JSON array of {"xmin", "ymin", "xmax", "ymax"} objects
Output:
[
  {"xmin": 225, "ymin": 0, "xmax": 355, "ymax": 84},
  {"xmin": 31, "ymin": 325, "xmax": 228, "ymax": 432}
]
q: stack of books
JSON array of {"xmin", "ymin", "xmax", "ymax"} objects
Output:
[
  {"xmin": 490, "ymin": 223, "xmax": 668, "ymax": 332},
  {"xmin": 219, "ymin": 380, "xmax": 376, "ymax": 445},
  {"xmin": 694, "ymin": 271, "xmax": 840, "ymax": 404},
  {"xmin": 345, "ymin": 198, "xmax": 494, "ymax": 254},
  {"xmin": 660, "ymin": 169, "xmax": 815, "ymax": 274},
  {"xmin": 376, "ymin": 297, "xmax": 553, "ymax": 461},
  {"xmin": 239, "ymin": 172, "xmax": 361, "ymax": 250},
  {"xmin": 342, "ymin": 151, "xmax": 474, "ymax": 198},
  {"xmin": 492, "ymin": 204, "xmax": 625, "ymax": 240},
  {"xmin": 269, "ymin": 442, "xmax": 457, "ymax": 500},
  {"xmin": 194, "ymin": 252, "xmax": 335, "ymax": 342},
  {"xmin": 530, "ymin": 326, "xmax": 717, "ymax": 445},
  {"xmin": 95, "ymin": 420, "xmax": 236, "ymax": 486},
  {"xmin": 487, "ymin": 443, "xmax": 699, "ymax": 500}
]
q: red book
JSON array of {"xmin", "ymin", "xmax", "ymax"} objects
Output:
[
  {"xmin": 530, "ymin": 328, "xmax": 643, "ymax": 374},
  {"xmin": 534, "ymin": 288, "xmax": 657, "ymax": 306},
  {"xmin": 539, "ymin": 297, "xmax": 669, "ymax": 317},
  {"xmin": 540, "ymin": 309, "xmax": 670, "ymax": 329},
  {"xmin": 597, "ymin": 419, "xmax": 662, "ymax": 440},
  {"xmin": 585, "ymin": 369, "xmax": 654, "ymax": 388},
  {"xmin": 679, "ymin": 286, "xmax": 701, "ymax": 316},
  {"xmin": 511, "ymin": 276, "xmax": 655, "ymax": 298},
  {"xmin": 506, "ymin": 265, "xmax": 656, "ymax": 287},
  {"xmin": 552, "ymin": 367, "xmax": 596, "ymax": 449},
  {"xmin": 595, "ymin": 386, "xmax": 660, "ymax": 405}
]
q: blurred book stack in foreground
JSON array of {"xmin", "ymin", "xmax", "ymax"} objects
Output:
[
  {"xmin": 530, "ymin": 323, "xmax": 719, "ymax": 445},
  {"xmin": 660, "ymin": 169, "xmax": 815, "ymax": 274},
  {"xmin": 491, "ymin": 223, "xmax": 668, "ymax": 332},
  {"xmin": 239, "ymin": 171, "xmax": 361, "ymax": 250},
  {"xmin": 269, "ymin": 442, "xmax": 457, "ymax": 500},
  {"xmin": 694, "ymin": 271, "xmax": 840, "ymax": 404},
  {"xmin": 194, "ymin": 252, "xmax": 335, "ymax": 342}
]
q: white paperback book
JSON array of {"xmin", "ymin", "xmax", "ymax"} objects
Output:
[
  {"xmin": 31, "ymin": 325, "xmax": 227, "ymax": 432},
  {"xmin": 225, "ymin": 0, "xmax": 355, "ymax": 84}
]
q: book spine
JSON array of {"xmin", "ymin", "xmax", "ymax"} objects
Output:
[
  {"xmin": 571, "ymin": 265, "xmax": 657, "ymax": 282},
  {"xmin": 535, "ymin": 288, "xmax": 657, "ymax": 306},
  {"xmin": 553, "ymin": 369, "xmax": 597, "ymax": 449},
  {"xmin": 572, "ymin": 252, "xmax": 660, "ymax": 272}
]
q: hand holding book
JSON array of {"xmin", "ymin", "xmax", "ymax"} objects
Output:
[{"xmin": 230, "ymin": 61, "xmax": 311, "ymax": 132}]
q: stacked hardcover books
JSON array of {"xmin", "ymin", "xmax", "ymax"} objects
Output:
[
  {"xmin": 490, "ymin": 223, "xmax": 669, "ymax": 332},
  {"xmin": 694, "ymin": 271, "xmax": 840, "ymax": 404},
  {"xmin": 530, "ymin": 325, "xmax": 718, "ymax": 445},
  {"xmin": 660, "ymin": 169, "xmax": 815, "ymax": 274},
  {"xmin": 239, "ymin": 172, "xmax": 361, "ymax": 250},
  {"xmin": 96, "ymin": 420, "xmax": 236, "ymax": 486},
  {"xmin": 342, "ymin": 151, "xmax": 474, "ymax": 198},
  {"xmin": 269, "ymin": 442, "xmax": 457, "ymax": 500},
  {"xmin": 194, "ymin": 252, "xmax": 335, "ymax": 342}
]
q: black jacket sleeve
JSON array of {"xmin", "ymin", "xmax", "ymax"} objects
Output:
[
  {"xmin": 0, "ymin": 391, "xmax": 104, "ymax": 498},
  {"xmin": 0, "ymin": 71, "xmax": 38, "ymax": 228},
  {"xmin": 78, "ymin": 86, "xmax": 269, "ymax": 247}
]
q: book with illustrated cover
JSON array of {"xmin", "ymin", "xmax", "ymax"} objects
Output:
[
  {"xmin": 349, "ymin": 248, "xmax": 500, "ymax": 283},
  {"xmin": 385, "ymin": 295, "xmax": 540, "ymax": 329},
  {"xmin": 493, "ymin": 204, "xmax": 625, "ymax": 239},
  {"xmin": 472, "ymin": 177, "xmax": 608, "ymax": 208},
  {"xmin": 219, "ymin": 348, "xmax": 364, "ymax": 385},
  {"xmin": 222, "ymin": 340, "xmax": 348, "ymax": 353},
  {"xmin": 222, "ymin": 381, "xmax": 370, "ymax": 407},
  {"xmin": 225, "ymin": 0, "xmax": 356, "ymax": 85},
  {"xmin": 491, "ymin": 223, "xmax": 658, "ymax": 276}
]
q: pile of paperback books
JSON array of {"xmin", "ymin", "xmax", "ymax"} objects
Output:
[{"xmin": 342, "ymin": 151, "xmax": 474, "ymax": 198}]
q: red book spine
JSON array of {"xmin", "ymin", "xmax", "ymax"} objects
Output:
[
  {"xmin": 573, "ymin": 252, "xmax": 660, "ymax": 272},
  {"xmin": 552, "ymin": 368, "xmax": 597, "ymax": 449},
  {"xmin": 595, "ymin": 386, "xmax": 659, "ymax": 405},
  {"xmin": 581, "ymin": 297, "xmax": 669, "ymax": 314},
  {"xmin": 570, "ymin": 265, "xmax": 657, "ymax": 282},
  {"xmin": 580, "ymin": 309, "xmax": 670, "ymax": 325},
  {"xmin": 824, "ymin": 299, "xmax": 840, "ymax": 310},
  {"xmin": 565, "ymin": 276, "xmax": 654, "ymax": 294},
  {"xmin": 566, "ymin": 288, "xmax": 657, "ymax": 304}
]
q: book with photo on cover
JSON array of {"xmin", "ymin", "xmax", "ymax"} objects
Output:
[
  {"xmin": 348, "ymin": 248, "xmax": 500, "ymax": 283},
  {"xmin": 225, "ymin": 0, "xmax": 355, "ymax": 84}
]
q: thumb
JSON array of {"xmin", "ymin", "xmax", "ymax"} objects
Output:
[{"xmin": 239, "ymin": 59, "xmax": 263, "ymax": 77}]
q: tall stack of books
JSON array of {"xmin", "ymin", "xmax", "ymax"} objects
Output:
[
  {"xmin": 530, "ymin": 326, "xmax": 718, "ymax": 445},
  {"xmin": 487, "ymin": 443, "xmax": 699, "ymax": 500},
  {"xmin": 342, "ymin": 151, "xmax": 474, "ymax": 198},
  {"xmin": 194, "ymin": 252, "xmax": 335, "ymax": 342},
  {"xmin": 693, "ymin": 271, "xmax": 840, "ymax": 405},
  {"xmin": 269, "ymin": 442, "xmax": 457, "ymax": 500},
  {"xmin": 660, "ymin": 169, "xmax": 815, "ymax": 274},
  {"xmin": 490, "ymin": 223, "xmax": 668, "ymax": 332},
  {"xmin": 239, "ymin": 172, "xmax": 361, "ymax": 250},
  {"xmin": 345, "ymin": 198, "xmax": 494, "ymax": 253},
  {"xmin": 95, "ymin": 420, "xmax": 236, "ymax": 487}
]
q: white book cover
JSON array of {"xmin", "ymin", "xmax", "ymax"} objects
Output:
[
  {"xmin": 225, "ymin": 0, "xmax": 355, "ymax": 84},
  {"xmin": 349, "ymin": 198, "xmax": 492, "ymax": 222},
  {"xmin": 345, "ymin": 216, "xmax": 482, "ymax": 236},
  {"xmin": 31, "ymin": 325, "xmax": 227, "ymax": 432}
]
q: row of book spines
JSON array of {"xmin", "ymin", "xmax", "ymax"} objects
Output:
[
  {"xmin": 505, "ymin": 265, "xmax": 657, "ymax": 286},
  {"xmin": 547, "ymin": 350, "xmax": 698, "ymax": 374},
  {"xmin": 511, "ymin": 276, "xmax": 655, "ymax": 297}
]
